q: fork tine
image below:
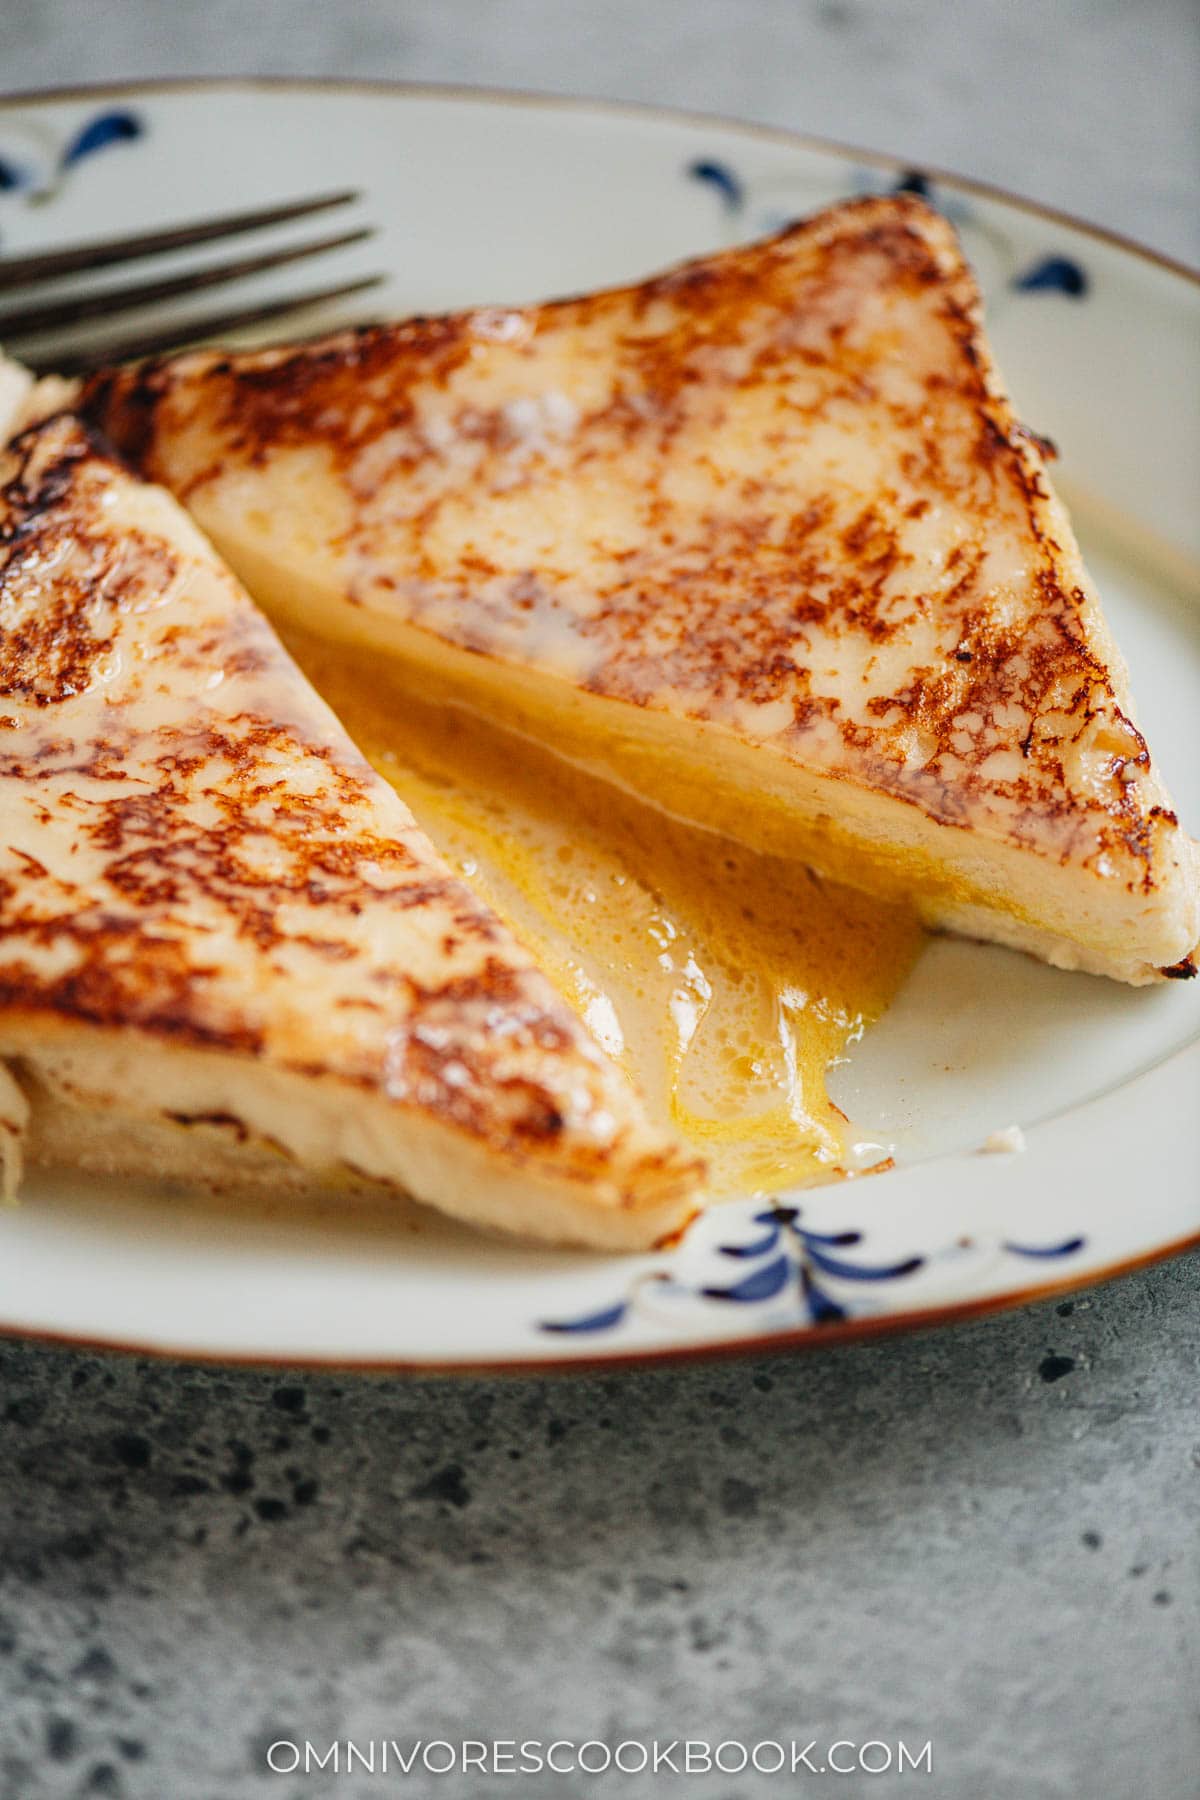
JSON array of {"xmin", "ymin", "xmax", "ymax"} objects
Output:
[
  {"xmin": 0, "ymin": 228, "xmax": 375, "ymax": 342},
  {"xmin": 32, "ymin": 275, "xmax": 387, "ymax": 377},
  {"xmin": 0, "ymin": 191, "xmax": 362, "ymax": 294}
]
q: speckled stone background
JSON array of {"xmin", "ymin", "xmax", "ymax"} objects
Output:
[{"xmin": 1, "ymin": 3, "xmax": 1198, "ymax": 1796}]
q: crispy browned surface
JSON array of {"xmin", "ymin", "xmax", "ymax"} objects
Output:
[
  {"xmin": 82, "ymin": 196, "xmax": 1191, "ymax": 917},
  {"xmin": 0, "ymin": 414, "xmax": 700, "ymax": 1194}
]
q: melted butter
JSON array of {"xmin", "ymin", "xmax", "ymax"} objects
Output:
[{"xmin": 286, "ymin": 629, "xmax": 922, "ymax": 1197}]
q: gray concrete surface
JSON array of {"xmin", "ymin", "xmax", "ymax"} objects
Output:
[
  {"xmin": 0, "ymin": 3, "xmax": 1198, "ymax": 1795},
  {"xmin": 1, "ymin": 1261, "xmax": 1198, "ymax": 1799}
]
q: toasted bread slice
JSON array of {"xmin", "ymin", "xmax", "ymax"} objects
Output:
[
  {"xmin": 83, "ymin": 196, "xmax": 1200, "ymax": 984},
  {"xmin": 0, "ymin": 381, "xmax": 702, "ymax": 1247}
]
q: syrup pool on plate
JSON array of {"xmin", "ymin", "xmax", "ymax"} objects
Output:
[{"xmin": 287, "ymin": 631, "xmax": 923, "ymax": 1197}]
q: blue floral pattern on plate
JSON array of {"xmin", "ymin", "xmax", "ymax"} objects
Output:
[
  {"xmin": 541, "ymin": 1200, "xmax": 1087, "ymax": 1338},
  {"xmin": 1012, "ymin": 254, "xmax": 1089, "ymax": 297},
  {"xmin": 0, "ymin": 107, "xmax": 143, "ymax": 208},
  {"xmin": 684, "ymin": 156, "xmax": 1089, "ymax": 305}
]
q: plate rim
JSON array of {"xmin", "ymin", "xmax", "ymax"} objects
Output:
[
  {"xmin": 6, "ymin": 1225, "xmax": 1199, "ymax": 1375},
  {"xmin": 0, "ymin": 74, "xmax": 1196, "ymax": 1373},
  {"xmin": 1, "ymin": 73, "xmax": 1197, "ymax": 289}
]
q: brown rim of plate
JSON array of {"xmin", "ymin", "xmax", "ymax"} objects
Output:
[
  {"xmin": 0, "ymin": 77, "xmax": 1195, "ymax": 1373},
  {"xmin": 1, "ymin": 75, "xmax": 1197, "ymax": 286},
  {"xmin": 2, "ymin": 1229, "xmax": 1198, "ymax": 1377}
]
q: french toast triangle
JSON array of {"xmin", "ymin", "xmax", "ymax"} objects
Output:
[
  {"xmin": 0, "ymin": 373, "xmax": 703, "ymax": 1248},
  {"xmin": 84, "ymin": 194, "xmax": 1200, "ymax": 986}
]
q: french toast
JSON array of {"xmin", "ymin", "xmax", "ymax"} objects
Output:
[
  {"xmin": 82, "ymin": 195, "xmax": 1200, "ymax": 984},
  {"xmin": 0, "ymin": 375, "xmax": 702, "ymax": 1247}
]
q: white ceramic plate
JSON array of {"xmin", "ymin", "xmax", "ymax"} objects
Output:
[{"xmin": 1, "ymin": 80, "xmax": 1197, "ymax": 1368}]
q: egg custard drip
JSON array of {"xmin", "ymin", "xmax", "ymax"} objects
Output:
[{"xmin": 287, "ymin": 631, "xmax": 922, "ymax": 1198}]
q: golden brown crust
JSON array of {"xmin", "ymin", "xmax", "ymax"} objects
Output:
[{"xmin": 0, "ymin": 413, "xmax": 702, "ymax": 1203}]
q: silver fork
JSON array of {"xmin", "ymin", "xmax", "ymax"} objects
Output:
[{"xmin": 0, "ymin": 189, "xmax": 384, "ymax": 377}]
